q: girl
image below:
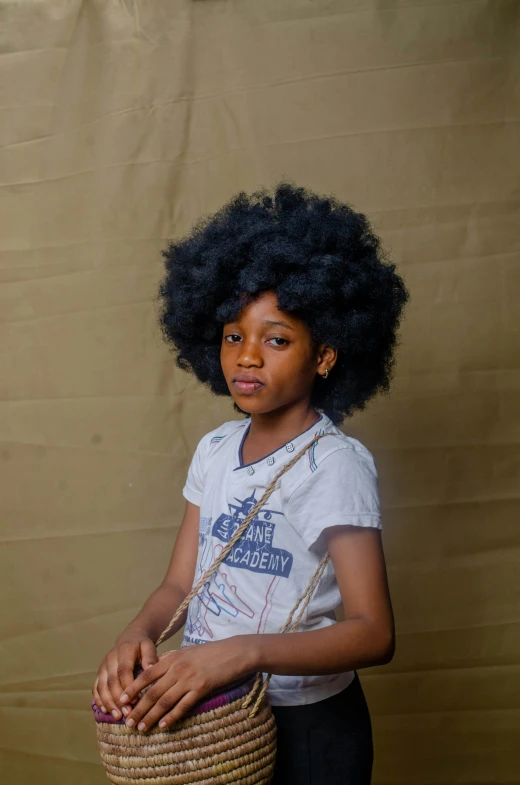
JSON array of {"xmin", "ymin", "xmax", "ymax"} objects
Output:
[{"xmin": 93, "ymin": 181, "xmax": 409, "ymax": 784}]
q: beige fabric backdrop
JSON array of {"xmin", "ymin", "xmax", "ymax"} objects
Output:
[{"xmin": 1, "ymin": 1, "xmax": 519, "ymax": 783}]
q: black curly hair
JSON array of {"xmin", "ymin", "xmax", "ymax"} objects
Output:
[{"xmin": 158, "ymin": 181, "xmax": 409, "ymax": 424}]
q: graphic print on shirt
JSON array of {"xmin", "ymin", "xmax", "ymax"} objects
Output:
[
  {"xmin": 212, "ymin": 491, "xmax": 293, "ymax": 578},
  {"xmin": 183, "ymin": 516, "xmax": 254, "ymax": 644},
  {"xmin": 183, "ymin": 494, "xmax": 293, "ymax": 644}
]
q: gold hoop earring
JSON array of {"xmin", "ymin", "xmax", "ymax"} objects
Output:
[{"xmin": 322, "ymin": 368, "xmax": 329, "ymax": 379}]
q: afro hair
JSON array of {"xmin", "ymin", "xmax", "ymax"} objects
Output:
[{"xmin": 158, "ymin": 181, "xmax": 409, "ymax": 424}]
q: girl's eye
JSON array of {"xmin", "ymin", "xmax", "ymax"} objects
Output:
[
  {"xmin": 267, "ymin": 337, "xmax": 289, "ymax": 347},
  {"xmin": 224, "ymin": 334, "xmax": 242, "ymax": 343}
]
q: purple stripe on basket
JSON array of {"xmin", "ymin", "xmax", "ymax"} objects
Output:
[
  {"xmin": 185, "ymin": 678, "xmax": 254, "ymax": 717},
  {"xmin": 92, "ymin": 700, "xmax": 125, "ymax": 724},
  {"xmin": 92, "ymin": 676, "xmax": 256, "ymax": 725}
]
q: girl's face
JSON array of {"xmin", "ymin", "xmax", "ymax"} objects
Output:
[{"xmin": 220, "ymin": 290, "xmax": 335, "ymax": 417}]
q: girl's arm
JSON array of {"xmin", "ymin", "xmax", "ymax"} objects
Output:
[
  {"xmin": 93, "ymin": 500, "xmax": 200, "ymax": 717},
  {"xmin": 249, "ymin": 525, "xmax": 395, "ymax": 676}
]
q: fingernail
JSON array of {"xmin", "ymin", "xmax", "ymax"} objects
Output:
[
  {"xmin": 138, "ymin": 722, "xmax": 146, "ymax": 731},
  {"xmin": 159, "ymin": 720, "xmax": 166, "ymax": 728},
  {"xmin": 126, "ymin": 718, "xmax": 135, "ymax": 728},
  {"xmin": 101, "ymin": 706, "xmax": 107, "ymax": 714},
  {"xmin": 112, "ymin": 709, "xmax": 121, "ymax": 719},
  {"xmin": 122, "ymin": 706, "xmax": 130, "ymax": 716},
  {"xmin": 120, "ymin": 694, "xmax": 129, "ymax": 704}
]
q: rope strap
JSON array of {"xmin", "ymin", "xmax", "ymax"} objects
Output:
[{"xmin": 155, "ymin": 428, "xmax": 336, "ymax": 717}]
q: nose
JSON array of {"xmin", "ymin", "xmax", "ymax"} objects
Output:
[{"xmin": 237, "ymin": 337, "xmax": 263, "ymax": 368}]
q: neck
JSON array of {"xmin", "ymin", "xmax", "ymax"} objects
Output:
[{"xmin": 248, "ymin": 401, "xmax": 321, "ymax": 445}]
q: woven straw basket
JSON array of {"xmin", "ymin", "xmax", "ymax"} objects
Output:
[{"xmin": 93, "ymin": 433, "xmax": 332, "ymax": 784}]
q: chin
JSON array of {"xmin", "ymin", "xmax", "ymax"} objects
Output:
[
  {"xmin": 231, "ymin": 396, "xmax": 271, "ymax": 416},
  {"xmin": 233, "ymin": 400, "xmax": 259, "ymax": 414}
]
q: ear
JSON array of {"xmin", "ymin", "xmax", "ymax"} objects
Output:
[{"xmin": 316, "ymin": 344, "xmax": 338, "ymax": 378}]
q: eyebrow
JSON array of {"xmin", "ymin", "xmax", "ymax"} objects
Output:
[{"xmin": 262, "ymin": 319, "xmax": 295, "ymax": 330}]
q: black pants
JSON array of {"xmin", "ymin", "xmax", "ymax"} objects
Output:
[{"xmin": 270, "ymin": 673, "xmax": 373, "ymax": 785}]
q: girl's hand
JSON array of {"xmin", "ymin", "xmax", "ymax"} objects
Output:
[
  {"xmin": 120, "ymin": 636, "xmax": 256, "ymax": 732},
  {"xmin": 92, "ymin": 628, "xmax": 158, "ymax": 720}
]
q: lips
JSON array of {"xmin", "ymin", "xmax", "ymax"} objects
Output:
[{"xmin": 232, "ymin": 374, "xmax": 265, "ymax": 395}]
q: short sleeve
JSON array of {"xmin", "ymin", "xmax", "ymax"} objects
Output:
[
  {"xmin": 182, "ymin": 436, "xmax": 208, "ymax": 507},
  {"xmin": 283, "ymin": 446, "xmax": 382, "ymax": 551}
]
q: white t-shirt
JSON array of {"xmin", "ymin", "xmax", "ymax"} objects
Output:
[{"xmin": 181, "ymin": 412, "xmax": 382, "ymax": 706}]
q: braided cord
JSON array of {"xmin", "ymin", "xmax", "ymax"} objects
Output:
[
  {"xmin": 243, "ymin": 551, "xmax": 331, "ymax": 716},
  {"xmin": 156, "ymin": 430, "xmax": 331, "ymax": 648},
  {"xmin": 155, "ymin": 428, "xmax": 337, "ymax": 719}
]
